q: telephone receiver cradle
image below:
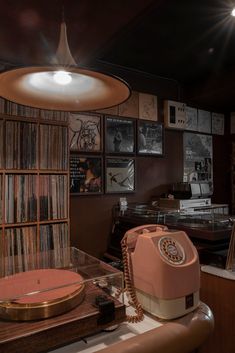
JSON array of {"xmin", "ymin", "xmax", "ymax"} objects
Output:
[{"xmin": 122, "ymin": 224, "xmax": 200, "ymax": 320}]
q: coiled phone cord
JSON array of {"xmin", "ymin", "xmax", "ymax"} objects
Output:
[{"xmin": 119, "ymin": 234, "xmax": 144, "ymax": 323}]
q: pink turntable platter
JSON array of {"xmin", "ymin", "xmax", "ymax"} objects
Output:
[{"xmin": 0, "ymin": 269, "xmax": 85, "ymax": 321}]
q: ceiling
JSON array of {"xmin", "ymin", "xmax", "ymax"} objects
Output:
[{"xmin": 1, "ymin": 0, "xmax": 235, "ymax": 110}]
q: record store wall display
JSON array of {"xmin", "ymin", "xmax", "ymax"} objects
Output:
[
  {"xmin": 183, "ymin": 132, "xmax": 213, "ymax": 193},
  {"xmin": 69, "ymin": 113, "xmax": 102, "ymax": 153},
  {"xmin": 68, "ymin": 109, "xmax": 165, "ymax": 195},
  {"xmin": 105, "ymin": 158, "xmax": 135, "ymax": 193},
  {"xmin": 67, "ymin": 90, "xmax": 164, "ymax": 195}
]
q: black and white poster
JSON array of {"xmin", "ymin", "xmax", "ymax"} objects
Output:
[{"xmin": 183, "ymin": 132, "xmax": 213, "ymax": 193}]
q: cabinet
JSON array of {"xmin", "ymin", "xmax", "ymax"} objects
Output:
[
  {"xmin": 199, "ymin": 269, "xmax": 235, "ymax": 353},
  {"xmin": 0, "ymin": 98, "xmax": 69, "ymax": 276}
]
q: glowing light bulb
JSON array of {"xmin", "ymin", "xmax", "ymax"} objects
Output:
[
  {"xmin": 231, "ymin": 8, "xmax": 235, "ymax": 16},
  {"xmin": 53, "ymin": 70, "xmax": 72, "ymax": 85}
]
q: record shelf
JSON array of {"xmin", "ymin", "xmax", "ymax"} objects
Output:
[{"xmin": 0, "ymin": 98, "xmax": 70, "ymax": 277}]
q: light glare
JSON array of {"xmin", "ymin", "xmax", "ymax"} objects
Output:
[
  {"xmin": 231, "ymin": 8, "xmax": 235, "ymax": 16},
  {"xmin": 53, "ymin": 70, "xmax": 72, "ymax": 85}
]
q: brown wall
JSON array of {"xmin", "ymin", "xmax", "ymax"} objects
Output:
[
  {"xmin": 70, "ymin": 129, "xmax": 184, "ymax": 257},
  {"xmin": 70, "ymin": 132, "xmax": 230, "ymax": 258},
  {"xmin": 70, "ymin": 67, "xmax": 231, "ymax": 258}
]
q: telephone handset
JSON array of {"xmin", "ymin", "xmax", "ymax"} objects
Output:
[
  {"xmin": 121, "ymin": 224, "xmax": 200, "ymax": 322},
  {"xmin": 125, "ymin": 224, "xmax": 168, "ymax": 250}
]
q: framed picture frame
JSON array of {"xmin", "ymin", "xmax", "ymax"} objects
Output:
[
  {"xmin": 137, "ymin": 119, "xmax": 163, "ymax": 156},
  {"xmin": 70, "ymin": 154, "xmax": 103, "ymax": 194},
  {"xmin": 69, "ymin": 112, "xmax": 102, "ymax": 152},
  {"xmin": 183, "ymin": 132, "xmax": 213, "ymax": 194},
  {"xmin": 105, "ymin": 116, "xmax": 135, "ymax": 154},
  {"xmin": 118, "ymin": 91, "xmax": 139, "ymax": 118},
  {"xmin": 105, "ymin": 157, "xmax": 135, "ymax": 193},
  {"xmin": 212, "ymin": 112, "xmax": 224, "ymax": 135},
  {"xmin": 138, "ymin": 93, "xmax": 158, "ymax": 121},
  {"xmin": 197, "ymin": 109, "xmax": 211, "ymax": 134},
  {"xmin": 185, "ymin": 106, "xmax": 197, "ymax": 131}
]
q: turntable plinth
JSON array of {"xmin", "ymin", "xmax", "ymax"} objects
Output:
[{"xmin": 0, "ymin": 280, "xmax": 126, "ymax": 353}]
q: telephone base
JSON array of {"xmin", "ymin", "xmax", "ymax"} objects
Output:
[{"xmin": 136, "ymin": 288, "xmax": 199, "ymax": 320}]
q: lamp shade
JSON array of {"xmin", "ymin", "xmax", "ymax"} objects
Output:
[
  {"xmin": 0, "ymin": 22, "xmax": 131, "ymax": 111},
  {"xmin": 0, "ymin": 66, "xmax": 130, "ymax": 111}
]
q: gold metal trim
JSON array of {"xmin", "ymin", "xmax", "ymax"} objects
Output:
[{"xmin": 0, "ymin": 284, "xmax": 85, "ymax": 321}]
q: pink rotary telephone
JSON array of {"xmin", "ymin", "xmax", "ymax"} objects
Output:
[{"xmin": 121, "ymin": 224, "xmax": 200, "ymax": 320}]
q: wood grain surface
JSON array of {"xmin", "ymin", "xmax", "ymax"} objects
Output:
[
  {"xmin": 199, "ymin": 271, "xmax": 235, "ymax": 353},
  {"xmin": 0, "ymin": 282, "xmax": 126, "ymax": 353}
]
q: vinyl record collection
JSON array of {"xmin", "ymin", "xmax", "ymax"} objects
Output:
[
  {"xmin": 0, "ymin": 97, "xmax": 69, "ymax": 277},
  {"xmin": 39, "ymin": 175, "xmax": 68, "ymax": 221},
  {"xmin": 0, "ymin": 174, "xmax": 2, "ymax": 223},
  {"xmin": 40, "ymin": 124, "xmax": 68, "ymax": 170},
  {"xmin": 0, "ymin": 97, "xmax": 68, "ymax": 122},
  {"xmin": 40, "ymin": 223, "xmax": 69, "ymax": 267},
  {"xmin": 0, "ymin": 223, "xmax": 69, "ymax": 276},
  {"xmin": 5, "ymin": 121, "xmax": 37, "ymax": 169},
  {"xmin": 0, "ymin": 120, "xmax": 3, "ymax": 168},
  {"xmin": 5, "ymin": 174, "xmax": 37, "ymax": 223},
  {"xmin": 2, "ymin": 226, "xmax": 37, "ymax": 276}
]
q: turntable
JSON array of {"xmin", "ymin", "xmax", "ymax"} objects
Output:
[{"xmin": 0, "ymin": 247, "xmax": 125, "ymax": 353}]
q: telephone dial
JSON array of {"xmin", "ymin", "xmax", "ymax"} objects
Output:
[
  {"xmin": 158, "ymin": 236, "xmax": 185, "ymax": 264},
  {"xmin": 121, "ymin": 224, "xmax": 200, "ymax": 321}
]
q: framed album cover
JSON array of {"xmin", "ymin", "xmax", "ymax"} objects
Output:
[
  {"xmin": 105, "ymin": 116, "xmax": 135, "ymax": 154},
  {"xmin": 118, "ymin": 91, "xmax": 139, "ymax": 118},
  {"xmin": 105, "ymin": 157, "xmax": 135, "ymax": 193},
  {"xmin": 70, "ymin": 155, "xmax": 103, "ymax": 194},
  {"xmin": 197, "ymin": 109, "xmax": 211, "ymax": 134},
  {"xmin": 139, "ymin": 92, "xmax": 158, "ymax": 121},
  {"xmin": 137, "ymin": 119, "xmax": 163, "ymax": 156},
  {"xmin": 69, "ymin": 113, "xmax": 102, "ymax": 152},
  {"xmin": 185, "ymin": 106, "xmax": 197, "ymax": 131},
  {"xmin": 211, "ymin": 112, "xmax": 224, "ymax": 135}
]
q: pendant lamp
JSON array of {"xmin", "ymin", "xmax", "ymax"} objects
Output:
[{"xmin": 0, "ymin": 22, "xmax": 130, "ymax": 111}]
